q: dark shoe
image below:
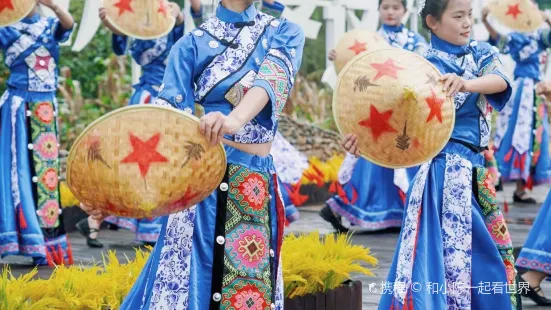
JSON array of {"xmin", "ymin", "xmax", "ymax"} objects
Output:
[
  {"xmin": 106, "ymin": 223, "xmax": 119, "ymax": 231},
  {"xmin": 76, "ymin": 218, "xmax": 104, "ymax": 248},
  {"xmin": 319, "ymin": 205, "xmax": 349, "ymax": 233},
  {"xmin": 518, "ymin": 275, "xmax": 551, "ymax": 306},
  {"xmin": 495, "ymin": 178, "xmax": 503, "ymax": 192},
  {"xmin": 513, "ymin": 192, "xmax": 536, "ymax": 204}
]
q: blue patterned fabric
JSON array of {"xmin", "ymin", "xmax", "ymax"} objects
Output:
[
  {"xmin": 157, "ymin": 4, "xmax": 303, "ymax": 144},
  {"xmin": 0, "ymin": 13, "xmax": 72, "ymax": 92},
  {"xmin": 377, "ymin": 24, "xmax": 427, "ymax": 54},
  {"xmin": 379, "ymin": 35, "xmax": 518, "ymax": 309}
]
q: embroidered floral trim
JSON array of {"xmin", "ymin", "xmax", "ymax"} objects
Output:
[
  {"xmin": 475, "ymin": 167, "xmax": 518, "ymax": 309},
  {"xmin": 256, "ymin": 58, "xmax": 289, "ymax": 121},
  {"xmin": 29, "ymin": 100, "xmax": 61, "ymax": 228}
]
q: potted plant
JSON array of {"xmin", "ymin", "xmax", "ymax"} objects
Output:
[{"xmin": 282, "ymin": 231, "xmax": 378, "ymax": 310}]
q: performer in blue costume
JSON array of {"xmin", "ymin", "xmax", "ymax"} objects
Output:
[
  {"xmin": 514, "ymin": 79, "xmax": 551, "ymax": 306},
  {"xmin": 0, "ymin": 0, "xmax": 74, "ymax": 266},
  {"xmin": 321, "ymin": 0, "xmax": 426, "ymax": 233},
  {"xmin": 344, "ymin": 0, "xmax": 521, "ymax": 308},
  {"xmin": 483, "ymin": 4, "xmax": 551, "ymax": 204},
  {"xmin": 80, "ymin": 0, "xmax": 305, "ymax": 308},
  {"xmin": 75, "ymin": 1, "xmax": 202, "ymax": 248}
]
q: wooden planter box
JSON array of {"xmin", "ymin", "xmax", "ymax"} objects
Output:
[{"xmin": 284, "ymin": 280, "xmax": 362, "ymax": 310}]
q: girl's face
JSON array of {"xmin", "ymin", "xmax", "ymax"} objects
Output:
[
  {"xmin": 379, "ymin": 0, "xmax": 406, "ymax": 27},
  {"xmin": 428, "ymin": 0, "xmax": 472, "ymax": 46}
]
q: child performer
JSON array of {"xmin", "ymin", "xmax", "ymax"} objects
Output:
[
  {"xmin": 483, "ymin": 4, "xmax": 551, "ymax": 203},
  {"xmin": 321, "ymin": 0, "xmax": 427, "ymax": 233},
  {"xmin": 75, "ymin": 1, "xmax": 202, "ymax": 248},
  {"xmin": 0, "ymin": 0, "xmax": 75, "ymax": 265}
]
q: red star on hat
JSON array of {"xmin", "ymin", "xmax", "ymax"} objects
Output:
[
  {"xmin": 425, "ymin": 88, "xmax": 445, "ymax": 123},
  {"xmin": 370, "ymin": 59, "xmax": 404, "ymax": 81},
  {"xmin": 121, "ymin": 133, "xmax": 168, "ymax": 178},
  {"xmin": 158, "ymin": 0, "xmax": 170, "ymax": 17},
  {"xmin": 506, "ymin": 4, "xmax": 522, "ymax": 19},
  {"xmin": 0, "ymin": 0, "xmax": 14, "ymax": 13},
  {"xmin": 114, "ymin": 0, "xmax": 134, "ymax": 16},
  {"xmin": 359, "ymin": 105, "xmax": 397, "ymax": 142},
  {"xmin": 348, "ymin": 40, "xmax": 367, "ymax": 55}
]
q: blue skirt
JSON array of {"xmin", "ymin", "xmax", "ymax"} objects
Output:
[
  {"xmin": 0, "ymin": 87, "xmax": 72, "ymax": 265},
  {"xmin": 516, "ymin": 191, "xmax": 551, "ymax": 275},
  {"xmin": 104, "ymin": 82, "xmax": 164, "ymax": 240},
  {"xmin": 326, "ymin": 156, "xmax": 406, "ymax": 231},
  {"xmin": 494, "ymin": 77, "xmax": 551, "ymax": 185},
  {"xmin": 379, "ymin": 142, "xmax": 519, "ymax": 309},
  {"xmin": 120, "ymin": 146, "xmax": 285, "ymax": 310},
  {"xmin": 279, "ymin": 178, "xmax": 300, "ymax": 224},
  {"xmin": 103, "ymin": 216, "xmax": 163, "ymax": 243}
]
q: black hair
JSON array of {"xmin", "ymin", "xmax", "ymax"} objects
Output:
[
  {"xmin": 378, "ymin": 0, "xmax": 407, "ymax": 9},
  {"xmin": 420, "ymin": 0, "xmax": 452, "ymax": 30}
]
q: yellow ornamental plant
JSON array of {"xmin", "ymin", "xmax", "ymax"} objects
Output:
[
  {"xmin": 282, "ymin": 231, "xmax": 378, "ymax": 299},
  {"xmin": 300, "ymin": 155, "xmax": 344, "ymax": 186},
  {"xmin": 0, "ymin": 249, "xmax": 150, "ymax": 310},
  {"xmin": 59, "ymin": 181, "xmax": 80, "ymax": 208}
]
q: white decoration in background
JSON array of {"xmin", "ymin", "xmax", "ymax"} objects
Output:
[
  {"xmin": 71, "ymin": 0, "xmax": 101, "ymax": 52},
  {"xmin": 281, "ymin": 4, "xmax": 322, "ymax": 39}
]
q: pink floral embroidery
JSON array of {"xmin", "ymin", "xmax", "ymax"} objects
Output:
[
  {"xmin": 34, "ymin": 102, "xmax": 54, "ymax": 124},
  {"xmin": 35, "ymin": 133, "xmax": 58, "ymax": 160},
  {"xmin": 41, "ymin": 168, "xmax": 58, "ymax": 191},
  {"xmin": 234, "ymin": 289, "xmax": 265, "ymax": 310}
]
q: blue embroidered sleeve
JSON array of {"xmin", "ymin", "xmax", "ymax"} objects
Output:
[
  {"xmin": 253, "ymin": 19, "xmax": 304, "ymax": 121},
  {"xmin": 154, "ymin": 34, "xmax": 196, "ymax": 112},
  {"xmin": 50, "ymin": 17, "xmax": 73, "ymax": 43},
  {"xmin": 260, "ymin": 1, "xmax": 285, "ymax": 18},
  {"xmin": 112, "ymin": 34, "xmax": 128, "ymax": 56},
  {"xmin": 476, "ymin": 42, "xmax": 512, "ymax": 111}
]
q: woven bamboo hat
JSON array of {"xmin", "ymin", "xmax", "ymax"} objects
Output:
[
  {"xmin": 66, "ymin": 105, "xmax": 227, "ymax": 218},
  {"xmin": 333, "ymin": 49, "xmax": 455, "ymax": 169},
  {"xmin": 0, "ymin": 0, "xmax": 35, "ymax": 27},
  {"xmin": 101, "ymin": 0, "xmax": 176, "ymax": 40},
  {"xmin": 334, "ymin": 28, "xmax": 390, "ymax": 74},
  {"xmin": 487, "ymin": 0, "xmax": 543, "ymax": 32}
]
